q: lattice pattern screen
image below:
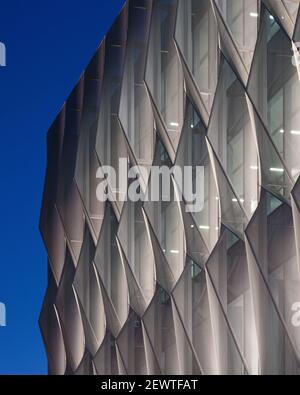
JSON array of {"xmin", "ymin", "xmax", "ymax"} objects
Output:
[{"xmin": 40, "ymin": 0, "xmax": 300, "ymax": 375}]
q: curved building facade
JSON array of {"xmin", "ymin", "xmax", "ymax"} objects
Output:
[{"xmin": 40, "ymin": 0, "xmax": 300, "ymax": 375}]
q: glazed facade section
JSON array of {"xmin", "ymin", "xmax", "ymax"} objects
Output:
[{"xmin": 40, "ymin": 0, "xmax": 300, "ymax": 375}]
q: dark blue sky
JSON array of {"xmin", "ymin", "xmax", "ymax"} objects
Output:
[{"xmin": 0, "ymin": 0, "xmax": 125, "ymax": 374}]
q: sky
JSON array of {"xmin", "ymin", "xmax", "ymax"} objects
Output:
[{"xmin": 0, "ymin": 0, "xmax": 125, "ymax": 374}]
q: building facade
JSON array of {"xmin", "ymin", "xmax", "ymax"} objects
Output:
[{"xmin": 40, "ymin": 0, "xmax": 300, "ymax": 375}]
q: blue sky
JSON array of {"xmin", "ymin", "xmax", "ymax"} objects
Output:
[{"xmin": 0, "ymin": 0, "xmax": 125, "ymax": 374}]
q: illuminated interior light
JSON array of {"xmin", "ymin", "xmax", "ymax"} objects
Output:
[
  {"xmin": 279, "ymin": 129, "xmax": 284, "ymax": 134},
  {"xmin": 170, "ymin": 249, "xmax": 179, "ymax": 254},
  {"xmin": 269, "ymin": 15, "xmax": 274, "ymax": 20},
  {"xmin": 232, "ymin": 198, "xmax": 244, "ymax": 203},
  {"xmin": 291, "ymin": 130, "xmax": 300, "ymax": 135},
  {"xmin": 270, "ymin": 167, "xmax": 284, "ymax": 172},
  {"xmin": 250, "ymin": 12, "xmax": 258, "ymax": 17},
  {"xmin": 190, "ymin": 224, "xmax": 194, "ymax": 228},
  {"xmin": 250, "ymin": 165, "xmax": 258, "ymax": 170},
  {"xmin": 199, "ymin": 225, "xmax": 210, "ymax": 230},
  {"xmin": 170, "ymin": 122, "xmax": 179, "ymax": 127}
]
